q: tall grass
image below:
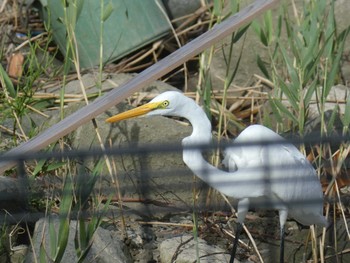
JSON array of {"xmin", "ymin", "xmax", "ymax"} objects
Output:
[
  {"xmin": 30, "ymin": 0, "xmax": 117, "ymax": 261},
  {"xmin": 196, "ymin": 0, "xmax": 267, "ymax": 261},
  {"xmin": 253, "ymin": 0, "xmax": 349, "ymax": 261},
  {"xmin": 0, "ymin": 31, "xmax": 57, "ymax": 145},
  {"xmin": 0, "ymin": 0, "xmax": 124, "ymax": 261},
  {"xmin": 253, "ymin": 0, "xmax": 350, "ymax": 135},
  {"xmin": 198, "ymin": 0, "xmax": 248, "ymax": 133},
  {"xmin": 197, "ymin": 0, "xmax": 350, "ymax": 261}
]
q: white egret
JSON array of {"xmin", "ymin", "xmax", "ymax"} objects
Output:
[{"xmin": 106, "ymin": 91, "xmax": 327, "ymax": 262}]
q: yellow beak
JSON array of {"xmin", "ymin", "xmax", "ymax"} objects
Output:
[{"xmin": 106, "ymin": 102, "xmax": 161, "ymax": 123}]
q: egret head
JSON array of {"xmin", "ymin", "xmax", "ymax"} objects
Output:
[{"xmin": 106, "ymin": 91, "xmax": 189, "ymax": 123}]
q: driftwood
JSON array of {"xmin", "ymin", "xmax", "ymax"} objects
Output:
[{"xmin": 0, "ymin": 0, "xmax": 279, "ymax": 202}]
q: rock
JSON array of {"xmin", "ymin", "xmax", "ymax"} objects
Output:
[
  {"xmin": 281, "ymin": 85, "xmax": 348, "ymax": 135},
  {"xmin": 159, "ymin": 235, "xmax": 232, "ymax": 263},
  {"xmin": 162, "ymin": 0, "xmax": 202, "ymax": 20},
  {"xmin": 10, "ymin": 245, "xmax": 28, "ymax": 263},
  {"xmin": 0, "ymin": 176, "xmax": 28, "ymax": 212},
  {"xmin": 25, "ymin": 217, "xmax": 132, "ymax": 263},
  {"xmin": 306, "ymin": 84, "xmax": 348, "ymax": 119}
]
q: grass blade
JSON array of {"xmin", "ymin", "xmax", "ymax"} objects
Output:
[
  {"xmin": 102, "ymin": 1, "xmax": 114, "ymax": 22},
  {"xmin": 0, "ymin": 63, "xmax": 16, "ymax": 97},
  {"xmin": 233, "ymin": 23, "xmax": 250, "ymax": 43},
  {"xmin": 270, "ymin": 97, "xmax": 298, "ymax": 124},
  {"xmin": 49, "ymin": 220, "xmax": 57, "ymax": 259},
  {"xmin": 342, "ymin": 94, "xmax": 350, "ymax": 133},
  {"xmin": 53, "ymin": 175, "xmax": 73, "ymax": 262},
  {"xmin": 256, "ymin": 54, "xmax": 270, "ymax": 79}
]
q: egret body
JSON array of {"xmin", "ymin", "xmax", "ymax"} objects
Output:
[{"xmin": 106, "ymin": 91, "xmax": 327, "ymax": 262}]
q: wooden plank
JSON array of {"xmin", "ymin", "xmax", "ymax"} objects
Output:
[{"xmin": 0, "ymin": 0, "xmax": 279, "ymax": 175}]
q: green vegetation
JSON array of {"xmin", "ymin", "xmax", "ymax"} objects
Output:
[
  {"xmin": 198, "ymin": 0, "xmax": 350, "ymax": 261},
  {"xmin": 254, "ymin": 0, "xmax": 350, "ymax": 136}
]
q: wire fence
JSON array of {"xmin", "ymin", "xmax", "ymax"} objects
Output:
[
  {"xmin": 0, "ymin": 135, "xmax": 345, "ymax": 201},
  {"xmin": 1, "ymin": 133, "xmax": 349, "ymax": 262}
]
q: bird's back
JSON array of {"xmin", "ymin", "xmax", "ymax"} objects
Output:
[{"xmin": 223, "ymin": 125, "xmax": 327, "ymax": 226}]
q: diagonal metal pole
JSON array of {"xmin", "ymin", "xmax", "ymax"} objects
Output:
[{"xmin": 0, "ymin": 0, "xmax": 279, "ymax": 175}]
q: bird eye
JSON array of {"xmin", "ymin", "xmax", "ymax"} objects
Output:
[{"xmin": 161, "ymin": 100, "xmax": 169, "ymax": 108}]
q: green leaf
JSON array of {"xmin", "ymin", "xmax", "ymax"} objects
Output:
[
  {"xmin": 301, "ymin": 20, "xmax": 320, "ymax": 70},
  {"xmin": 232, "ymin": 23, "xmax": 250, "ymax": 43},
  {"xmin": 49, "ymin": 220, "xmax": 57, "ymax": 259},
  {"xmin": 272, "ymin": 15, "xmax": 282, "ymax": 59},
  {"xmin": 230, "ymin": 0, "xmax": 240, "ymax": 14},
  {"xmin": 251, "ymin": 20, "xmax": 261, "ymax": 36},
  {"xmin": 40, "ymin": 243, "xmax": 47, "ymax": 263},
  {"xmin": 342, "ymin": 94, "xmax": 350, "ymax": 128},
  {"xmin": 279, "ymin": 45, "xmax": 300, "ymax": 95},
  {"xmin": 264, "ymin": 10, "xmax": 273, "ymax": 45},
  {"xmin": 54, "ymin": 176, "xmax": 73, "ymax": 262},
  {"xmin": 276, "ymin": 74, "xmax": 298, "ymax": 111},
  {"xmin": 276, "ymin": 11, "xmax": 282, "ymax": 39},
  {"xmin": 33, "ymin": 144, "xmax": 60, "ymax": 176},
  {"xmin": 33, "ymin": 159, "xmax": 47, "ymax": 176},
  {"xmin": 304, "ymin": 79, "xmax": 317, "ymax": 107},
  {"xmin": 55, "ymin": 219, "xmax": 70, "ymax": 262},
  {"xmin": 0, "ymin": 63, "xmax": 16, "ymax": 97},
  {"xmin": 268, "ymin": 95, "xmax": 283, "ymax": 124},
  {"xmin": 326, "ymin": 105, "xmax": 339, "ymax": 134},
  {"xmin": 271, "ymin": 97, "xmax": 298, "ymax": 124},
  {"xmin": 61, "ymin": 0, "xmax": 68, "ymax": 8},
  {"xmin": 74, "ymin": 228, "xmax": 81, "ymax": 258},
  {"xmin": 227, "ymin": 32, "xmax": 246, "ymax": 86},
  {"xmin": 77, "ymin": 219, "xmax": 98, "ymax": 262},
  {"xmin": 326, "ymin": 27, "xmax": 350, "ymax": 94},
  {"xmin": 324, "ymin": 1, "xmax": 335, "ymax": 58},
  {"xmin": 259, "ymin": 28, "xmax": 268, "ymax": 47},
  {"xmin": 47, "ymin": 162, "xmax": 65, "ymax": 172},
  {"xmin": 256, "ymin": 55, "xmax": 270, "ymax": 79},
  {"xmin": 212, "ymin": 0, "xmax": 222, "ymax": 17},
  {"xmin": 78, "ymin": 219, "xmax": 87, "ymax": 252},
  {"xmin": 102, "ymin": 1, "xmax": 114, "ymax": 22},
  {"xmin": 32, "ymin": 99, "xmax": 54, "ymax": 110},
  {"xmin": 60, "ymin": 177, "xmax": 73, "ymax": 215},
  {"xmin": 64, "ymin": 0, "xmax": 85, "ymax": 29},
  {"xmin": 303, "ymin": 31, "xmax": 334, "ymax": 85}
]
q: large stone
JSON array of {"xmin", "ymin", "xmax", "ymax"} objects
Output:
[
  {"xmin": 25, "ymin": 217, "xmax": 132, "ymax": 263},
  {"xmin": 162, "ymin": 0, "xmax": 202, "ymax": 20},
  {"xmin": 159, "ymin": 235, "xmax": 232, "ymax": 263}
]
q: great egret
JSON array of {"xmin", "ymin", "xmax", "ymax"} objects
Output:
[{"xmin": 106, "ymin": 91, "xmax": 327, "ymax": 262}]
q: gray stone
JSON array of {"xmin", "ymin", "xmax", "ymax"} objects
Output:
[
  {"xmin": 10, "ymin": 245, "xmax": 29, "ymax": 263},
  {"xmin": 162, "ymin": 0, "xmax": 202, "ymax": 20},
  {"xmin": 275, "ymin": 85, "xmax": 349, "ymax": 135},
  {"xmin": 159, "ymin": 235, "xmax": 232, "ymax": 263},
  {"xmin": 25, "ymin": 217, "xmax": 132, "ymax": 263}
]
